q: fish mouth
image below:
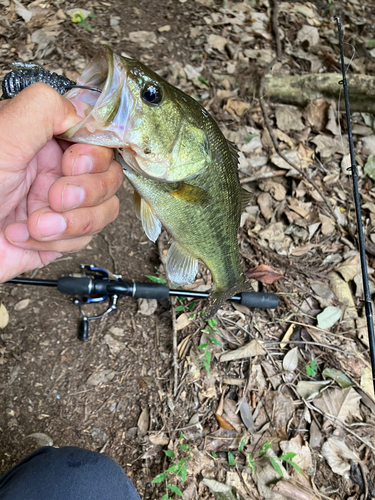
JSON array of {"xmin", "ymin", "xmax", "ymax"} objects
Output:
[{"xmin": 62, "ymin": 46, "xmax": 132, "ymax": 147}]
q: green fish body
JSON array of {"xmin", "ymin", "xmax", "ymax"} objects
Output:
[{"xmin": 63, "ymin": 47, "xmax": 251, "ymax": 316}]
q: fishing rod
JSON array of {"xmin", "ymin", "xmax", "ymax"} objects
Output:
[
  {"xmin": 336, "ymin": 18, "xmax": 375, "ymax": 394},
  {"xmin": 8, "ymin": 265, "xmax": 279, "ymax": 341}
]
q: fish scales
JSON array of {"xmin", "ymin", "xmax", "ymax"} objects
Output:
[{"xmin": 59, "ymin": 47, "xmax": 252, "ymax": 316}]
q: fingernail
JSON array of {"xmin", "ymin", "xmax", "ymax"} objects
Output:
[
  {"xmin": 37, "ymin": 213, "xmax": 67, "ymax": 238},
  {"xmin": 6, "ymin": 223, "xmax": 29, "ymax": 242},
  {"xmin": 62, "ymin": 184, "xmax": 85, "ymax": 210},
  {"xmin": 73, "ymin": 155, "xmax": 93, "ymax": 175}
]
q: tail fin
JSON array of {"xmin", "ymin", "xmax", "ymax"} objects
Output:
[{"xmin": 205, "ymin": 278, "xmax": 253, "ymax": 318}]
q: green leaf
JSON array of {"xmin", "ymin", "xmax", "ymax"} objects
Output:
[
  {"xmin": 258, "ymin": 440, "xmax": 272, "ymax": 456},
  {"xmin": 179, "ymin": 444, "xmax": 191, "ymax": 450},
  {"xmin": 238, "ymin": 437, "xmax": 247, "ymax": 452},
  {"xmin": 306, "ymin": 360, "xmax": 318, "ymax": 377},
  {"xmin": 181, "ymin": 465, "xmax": 188, "ymax": 482},
  {"xmin": 164, "ymin": 450, "xmax": 175, "ymax": 458},
  {"xmin": 205, "ymin": 350, "xmax": 211, "ymax": 364},
  {"xmin": 228, "ymin": 451, "xmax": 236, "ymax": 466},
  {"xmin": 209, "ymin": 336, "xmax": 222, "ymax": 346},
  {"xmin": 188, "ymin": 302, "xmax": 195, "ymax": 312},
  {"xmin": 322, "ymin": 367, "xmax": 353, "ymax": 388},
  {"xmin": 198, "ymin": 75, "xmax": 209, "ymax": 86},
  {"xmin": 178, "ymin": 457, "xmax": 189, "ymax": 465},
  {"xmin": 179, "ymin": 432, "xmax": 184, "ymax": 441},
  {"xmin": 201, "ymin": 310, "xmax": 206, "ymax": 318},
  {"xmin": 188, "ymin": 313, "xmax": 195, "ymax": 320},
  {"xmin": 175, "ymin": 305, "xmax": 185, "ymax": 312},
  {"xmin": 281, "ymin": 452, "xmax": 297, "ymax": 461},
  {"xmin": 207, "ymin": 318, "xmax": 218, "ymax": 327},
  {"xmin": 152, "ymin": 473, "xmax": 168, "ymax": 483},
  {"xmin": 197, "ymin": 343, "xmax": 209, "ymax": 349},
  {"xmin": 245, "ymin": 134, "xmax": 259, "ymax": 143},
  {"xmin": 167, "ymin": 484, "xmax": 183, "ymax": 497},
  {"xmin": 161, "ymin": 494, "xmax": 169, "ymax": 500},
  {"xmin": 211, "ymin": 451, "xmax": 217, "ymax": 458},
  {"xmin": 166, "ymin": 465, "xmax": 181, "ymax": 474},
  {"xmin": 200, "ymin": 328, "xmax": 212, "ymax": 334},
  {"xmin": 368, "ymin": 39, "xmax": 375, "ymax": 49},
  {"xmin": 246, "ymin": 454, "xmax": 255, "ymax": 473},
  {"xmin": 203, "ymin": 360, "xmax": 210, "ymax": 375},
  {"xmin": 288, "ymin": 460, "xmax": 304, "ymax": 476},
  {"xmin": 145, "ymin": 275, "xmax": 167, "ymax": 284},
  {"xmin": 270, "ymin": 457, "xmax": 283, "ymax": 477}
]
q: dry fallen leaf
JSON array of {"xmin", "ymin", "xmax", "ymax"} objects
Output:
[
  {"xmin": 313, "ymin": 387, "xmax": 361, "ymax": 424},
  {"xmin": 224, "ymin": 98, "xmax": 251, "ymax": 119},
  {"xmin": 86, "ymin": 369, "xmax": 116, "ymax": 386},
  {"xmin": 321, "ymin": 438, "xmax": 360, "ymax": 477},
  {"xmin": 137, "ymin": 298, "xmax": 157, "ymax": 316},
  {"xmin": 257, "ymin": 192, "xmax": 272, "ymax": 220},
  {"xmin": 0, "ymin": 303, "xmax": 9, "ymax": 329},
  {"xmin": 206, "ymin": 33, "xmax": 227, "ymax": 52},
  {"xmin": 128, "ymin": 31, "xmax": 157, "ymax": 48},
  {"xmin": 215, "ymin": 414, "xmax": 235, "ymax": 430},
  {"xmin": 176, "ymin": 313, "xmax": 192, "ymax": 331},
  {"xmin": 26, "ymin": 432, "xmax": 53, "ymax": 447},
  {"xmin": 329, "ymin": 271, "xmax": 357, "ymax": 322},
  {"xmin": 220, "ymin": 339, "xmax": 266, "ymax": 362},
  {"xmin": 335, "ymin": 255, "xmax": 359, "ymax": 282},
  {"xmin": 104, "ymin": 334, "xmax": 123, "ymax": 354},
  {"xmin": 275, "ymin": 105, "xmax": 305, "ymax": 132},
  {"xmin": 14, "ymin": 298, "xmax": 30, "ymax": 311},
  {"xmin": 319, "ymin": 214, "xmax": 335, "ymax": 236},
  {"xmin": 296, "ymin": 380, "xmax": 331, "ymax": 400},
  {"xmin": 361, "ymin": 366, "xmax": 375, "ymax": 400},
  {"xmin": 283, "ymin": 346, "xmax": 299, "ymax": 372},
  {"xmin": 137, "ymin": 407, "xmax": 149, "ymax": 437},
  {"xmin": 245, "ymin": 264, "xmax": 283, "ymax": 284},
  {"xmin": 259, "ymin": 180, "xmax": 286, "ymax": 201},
  {"xmin": 305, "ymin": 99, "xmax": 329, "ymax": 131},
  {"xmin": 316, "ymin": 306, "xmax": 341, "ymax": 330},
  {"xmin": 265, "ymin": 391, "xmax": 294, "ymax": 438}
]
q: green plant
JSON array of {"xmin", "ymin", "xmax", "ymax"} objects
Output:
[
  {"xmin": 152, "ymin": 434, "xmax": 191, "ymax": 499},
  {"xmin": 236, "ymin": 439, "xmax": 303, "ymax": 478},
  {"xmin": 197, "ymin": 318, "xmax": 221, "ymax": 375},
  {"xmin": 306, "ymin": 359, "xmax": 318, "ymax": 377},
  {"xmin": 145, "ymin": 274, "xmax": 167, "ymax": 284},
  {"xmin": 70, "ymin": 11, "xmax": 96, "ymax": 32}
]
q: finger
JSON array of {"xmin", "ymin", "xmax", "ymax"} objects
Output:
[
  {"xmin": 61, "ymin": 143, "xmax": 116, "ymax": 176},
  {"xmin": 6, "ymin": 231, "xmax": 93, "ymax": 255},
  {"xmin": 0, "ymin": 83, "xmax": 82, "ymax": 169},
  {"xmin": 6, "ymin": 195, "xmax": 120, "ymax": 247},
  {"xmin": 48, "ymin": 160, "xmax": 123, "ymax": 212}
]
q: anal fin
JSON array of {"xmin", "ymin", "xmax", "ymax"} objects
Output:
[
  {"xmin": 140, "ymin": 197, "xmax": 161, "ymax": 243},
  {"xmin": 166, "ymin": 241, "xmax": 198, "ymax": 286}
]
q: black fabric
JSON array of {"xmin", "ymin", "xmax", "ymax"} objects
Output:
[{"xmin": 0, "ymin": 446, "xmax": 141, "ymax": 500}]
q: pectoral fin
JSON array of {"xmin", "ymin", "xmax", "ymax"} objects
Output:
[
  {"xmin": 166, "ymin": 241, "xmax": 198, "ymax": 286},
  {"xmin": 139, "ymin": 197, "xmax": 161, "ymax": 242},
  {"xmin": 168, "ymin": 183, "xmax": 211, "ymax": 207}
]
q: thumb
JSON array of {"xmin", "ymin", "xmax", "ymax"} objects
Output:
[{"xmin": 0, "ymin": 82, "xmax": 82, "ymax": 169}]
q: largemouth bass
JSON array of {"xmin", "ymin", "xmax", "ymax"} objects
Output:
[{"xmin": 62, "ymin": 47, "xmax": 251, "ymax": 316}]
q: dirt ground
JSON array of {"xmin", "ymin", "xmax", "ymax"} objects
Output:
[{"xmin": 1, "ymin": 0, "xmax": 375, "ymax": 499}]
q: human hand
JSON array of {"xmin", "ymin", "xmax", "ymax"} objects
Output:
[{"xmin": 0, "ymin": 83, "xmax": 123, "ymax": 282}]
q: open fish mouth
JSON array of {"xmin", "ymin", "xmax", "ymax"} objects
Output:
[{"xmin": 62, "ymin": 46, "xmax": 132, "ymax": 147}]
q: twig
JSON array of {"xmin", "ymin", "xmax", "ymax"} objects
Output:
[
  {"xmin": 235, "ymin": 466, "xmax": 258, "ymax": 500},
  {"xmin": 171, "ymin": 296, "xmax": 178, "ymax": 397},
  {"xmin": 303, "ymin": 398, "xmax": 375, "ymax": 453},
  {"xmin": 264, "ymin": 340, "xmax": 350, "ymax": 355},
  {"xmin": 240, "ymin": 169, "xmax": 286, "ymax": 184},
  {"xmin": 271, "ymin": 0, "xmax": 282, "ymax": 60},
  {"xmin": 259, "ymin": 77, "xmax": 339, "ymax": 224},
  {"xmin": 236, "ymin": 357, "xmax": 252, "ymax": 414}
]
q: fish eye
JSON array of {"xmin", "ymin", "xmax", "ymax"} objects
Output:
[{"xmin": 141, "ymin": 84, "xmax": 162, "ymax": 105}]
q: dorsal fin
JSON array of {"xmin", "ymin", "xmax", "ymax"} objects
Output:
[
  {"xmin": 241, "ymin": 187, "xmax": 251, "ymax": 211},
  {"xmin": 227, "ymin": 140, "xmax": 240, "ymax": 171}
]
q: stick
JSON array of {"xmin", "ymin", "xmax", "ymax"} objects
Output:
[
  {"xmin": 336, "ymin": 17, "xmax": 375, "ymax": 395},
  {"xmin": 271, "ymin": 0, "xmax": 282, "ymax": 60}
]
